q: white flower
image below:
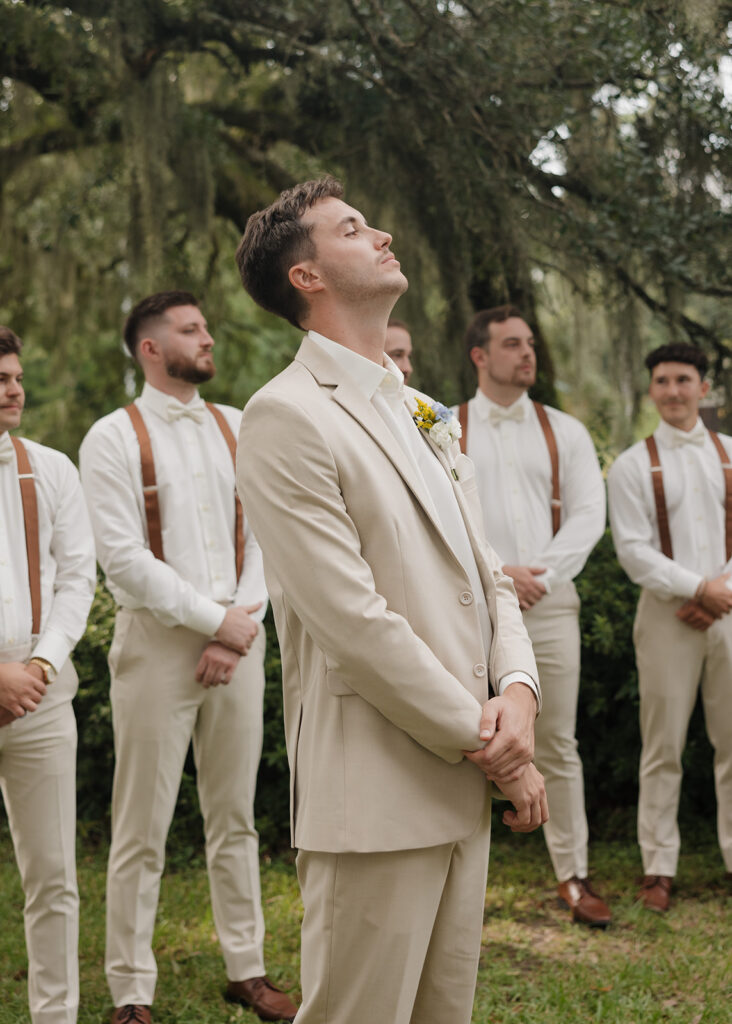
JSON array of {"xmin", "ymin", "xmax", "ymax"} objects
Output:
[{"xmin": 429, "ymin": 418, "xmax": 457, "ymax": 450}]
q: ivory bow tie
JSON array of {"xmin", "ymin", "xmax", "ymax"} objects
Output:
[
  {"xmin": 0, "ymin": 432, "xmax": 15, "ymax": 464},
  {"xmin": 489, "ymin": 403, "xmax": 525, "ymax": 424},
  {"xmin": 166, "ymin": 401, "xmax": 207, "ymax": 424},
  {"xmin": 669, "ymin": 427, "xmax": 706, "ymax": 448}
]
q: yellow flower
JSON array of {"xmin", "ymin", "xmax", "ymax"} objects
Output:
[{"xmin": 413, "ymin": 397, "xmax": 437, "ymax": 432}]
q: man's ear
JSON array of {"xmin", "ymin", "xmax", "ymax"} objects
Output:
[
  {"xmin": 470, "ymin": 345, "xmax": 487, "ymax": 371},
  {"xmin": 289, "ymin": 262, "xmax": 325, "ymax": 296},
  {"xmin": 700, "ymin": 379, "xmax": 711, "ymax": 399},
  {"xmin": 137, "ymin": 336, "xmax": 162, "ymax": 363}
]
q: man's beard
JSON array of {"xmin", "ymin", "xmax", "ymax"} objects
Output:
[{"xmin": 164, "ymin": 353, "xmax": 215, "ymax": 384}]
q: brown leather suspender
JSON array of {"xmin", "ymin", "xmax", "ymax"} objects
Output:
[
  {"xmin": 124, "ymin": 403, "xmax": 165, "ymax": 562},
  {"xmin": 124, "ymin": 403, "xmax": 245, "ymax": 577},
  {"xmin": 10, "ymin": 437, "xmax": 42, "ymax": 635},
  {"xmin": 645, "ymin": 430, "xmax": 732, "ymax": 561},
  {"xmin": 205, "ymin": 403, "xmax": 245, "ymax": 580},
  {"xmin": 644, "ymin": 435, "xmax": 673, "ymax": 558},
  {"xmin": 532, "ymin": 400, "xmax": 561, "ymax": 536},
  {"xmin": 709, "ymin": 431, "xmax": 732, "ymax": 562},
  {"xmin": 458, "ymin": 399, "xmax": 561, "ymax": 535},
  {"xmin": 458, "ymin": 402, "xmax": 468, "ymax": 455}
]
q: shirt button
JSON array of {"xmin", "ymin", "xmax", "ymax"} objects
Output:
[
  {"xmin": 459, "ymin": 591, "xmax": 473, "ymax": 605},
  {"xmin": 473, "ymin": 663, "xmax": 487, "ymax": 678}
]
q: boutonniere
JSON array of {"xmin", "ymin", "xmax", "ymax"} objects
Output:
[{"xmin": 413, "ymin": 397, "xmax": 462, "ymax": 478}]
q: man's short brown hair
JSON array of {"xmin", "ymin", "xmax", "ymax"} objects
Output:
[
  {"xmin": 235, "ymin": 177, "xmax": 344, "ymax": 330},
  {"xmin": 645, "ymin": 342, "xmax": 708, "ymax": 378},
  {"xmin": 464, "ymin": 304, "xmax": 525, "ymax": 360},
  {"xmin": 0, "ymin": 326, "xmax": 22, "ymax": 357},
  {"xmin": 123, "ymin": 290, "xmax": 198, "ymax": 360}
]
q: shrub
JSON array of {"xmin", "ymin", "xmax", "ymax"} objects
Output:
[{"xmin": 72, "ymin": 540, "xmax": 717, "ymax": 854}]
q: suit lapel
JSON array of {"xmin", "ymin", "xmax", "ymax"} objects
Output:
[
  {"xmin": 295, "ymin": 337, "xmax": 456, "ymax": 553},
  {"xmin": 416, "ymin": 412, "xmax": 487, "ymax": 564}
]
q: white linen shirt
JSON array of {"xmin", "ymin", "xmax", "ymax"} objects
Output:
[
  {"xmin": 457, "ymin": 390, "xmax": 606, "ymax": 591},
  {"xmin": 0, "ymin": 434, "xmax": 96, "ymax": 668},
  {"xmin": 607, "ymin": 417, "xmax": 732, "ymax": 600},
  {"xmin": 308, "ymin": 331, "xmax": 536, "ymax": 699},
  {"xmin": 79, "ymin": 383, "xmax": 267, "ymax": 634}
]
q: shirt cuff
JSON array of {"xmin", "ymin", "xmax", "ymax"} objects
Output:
[
  {"xmin": 498, "ymin": 671, "xmax": 539, "ymax": 703},
  {"xmin": 31, "ymin": 630, "xmax": 71, "ymax": 674},
  {"xmin": 186, "ymin": 598, "xmax": 227, "ymax": 637},
  {"xmin": 675, "ymin": 569, "xmax": 706, "ymax": 601},
  {"xmin": 537, "ymin": 568, "xmax": 554, "ymax": 594}
]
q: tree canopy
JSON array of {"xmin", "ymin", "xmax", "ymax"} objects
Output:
[{"xmin": 1, "ymin": 0, "xmax": 731, "ymax": 453}]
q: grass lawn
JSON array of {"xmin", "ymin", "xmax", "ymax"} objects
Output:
[{"xmin": 0, "ymin": 824, "xmax": 729, "ymax": 1023}]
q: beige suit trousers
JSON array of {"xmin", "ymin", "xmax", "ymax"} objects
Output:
[
  {"xmin": 294, "ymin": 795, "xmax": 492, "ymax": 1024},
  {"xmin": 634, "ymin": 588, "xmax": 732, "ymax": 876},
  {"xmin": 0, "ymin": 648, "xmax": 78, "ymax": 1024},
  {"xmin": 105, "ymin": 608, "xmax": 267, "ymax": 1006},
  {"xmin": 523, "ymin": 582, "xmax": 588, "ymax": 882}
]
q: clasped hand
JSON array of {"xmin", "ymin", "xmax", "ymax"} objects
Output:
[
  {"xmin": 463, "ymin": 683, "xmax": 548, "ymax": 833},
  {"xmin": 0, "ymin": 661, "xmax": 47, "ymax": 727},
  {"xmin": 195, "ymin": 603, "xmax": 262, "ymax": 687},
  {"xmin": 677, "ymin": 573, "xmax": 732, "ymax": 632}
]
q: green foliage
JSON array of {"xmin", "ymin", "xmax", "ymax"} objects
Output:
[{"xmin": 1, "ymin": 0, "xmax": 731, "ymax": 448}]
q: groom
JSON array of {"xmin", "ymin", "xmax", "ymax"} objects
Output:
[{"xmin": 235, "ymin": 177, "xmax": 547, "ymax": 1024}]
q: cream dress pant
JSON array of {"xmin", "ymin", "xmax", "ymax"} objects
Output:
[
  {"xmin": 523, "ymin": 581, "xmax": 589, "ymax": 882},
  {"xmin": 0, "ymin": 645, "xmax": 78, "ymax": 1024},
  {"xmin": 104, "ymin": 608, "xmax": 267, "ymax": 1007},
  {"xmin": 294, "ymin": 796, "xmax": 492, "ymax": 1024},
  {"xmin": 634, "ymin": 588, "xmax": 732, "ymax": 876}
]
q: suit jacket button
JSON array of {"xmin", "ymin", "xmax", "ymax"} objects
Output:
[
  {"xmin": 473, "ymin": 663, "xmax": 487, "ymax": 677},
  {"xmin": 459, "ymin": 591, "xmax": 473, "ymax": 605}
]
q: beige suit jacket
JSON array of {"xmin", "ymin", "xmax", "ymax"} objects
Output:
[{"xmin": 237, "ymin": 336, "xmax": 539, "ymax": 853}]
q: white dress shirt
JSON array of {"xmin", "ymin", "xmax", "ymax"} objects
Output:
[
  {"xmin": 457, "ymin": 390, "xmax": 606, "ymax": 591},
  {"xmin": 79, "ymin": 383, "xmax": 267, "ymax": 634},
  {"xmin": 0, "ymin": 433, "xmax": 96, "ymax": 669},
  {"xmin": 608, "ymin": 417, "xmax": 732, "ymax": 600},
  {"xmin": 308, "ymin": 331, "xmax": 536, "ymax": 698}
]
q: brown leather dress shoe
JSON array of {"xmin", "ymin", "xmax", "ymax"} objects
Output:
[
  {"xmin": 110, "ymin": 1007, "xmax": 152, "ymax": 1024},
  {"xmin": 225, "ymin": 976, "xmax": 298, "ymax": 1022},
  {"xmin": 557, "ymin": 876, "xmax": 612, "ymax": 927},
  {"xmin": 640, "ymin": 874, "xmax": 672, "ymax": 912}
]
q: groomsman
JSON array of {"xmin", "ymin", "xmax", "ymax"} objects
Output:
[
  {"xmin": 79, "ymin": 293, "xmax": 297, "ymax": 1024},
  {"xmin": 385, "ymin": 318, "xmax": 413, "ymax": 384},
  {"xmin": 0, "ymin": 326, "xmax": 96, "ymax": 1023},
  {"xmin": 608, "ymin": 342, "xmax": 732, "ymax": 912},
  {"xmin": 234, "ymin": 178, "xmax": 546, "ymax": 1024},
  {"xmin": 459, "ymin": 305, "xmax": 610, "ymax": 926}
]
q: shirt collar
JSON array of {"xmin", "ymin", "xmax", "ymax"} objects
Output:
[
  {"xmin": 656, "ymin": 416, "xmax": 706, "ymax": 449},
  {"xmin": 473, "ymin": 387, "xmax": 531, "ymax": 422},
  {"xmin": 138, "ymin": 381, "xmax": 204, "ymax": 422},
  {"xmin": 307, "ymin": 330, "xmax": 403, "ymax": 401}
]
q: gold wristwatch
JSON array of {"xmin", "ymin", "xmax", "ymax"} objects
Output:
[{"xmin": 28, "ymin": 657, "xmax": 57, "ymax": 684}]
